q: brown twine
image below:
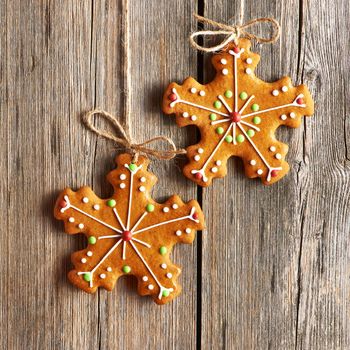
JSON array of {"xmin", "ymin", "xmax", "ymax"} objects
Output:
[
  {"xmin": 83, "ymin": 109, "xmax": 186, "ymax": 162},
  {"xmin": 190, "ymin": 13, "xmax": 281, "ymax": 52}
]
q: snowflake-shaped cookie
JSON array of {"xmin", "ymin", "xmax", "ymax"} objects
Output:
[
  {"xmin": 54, "ymin": 153, "xmax": 205, "ymax": 304},
  {"xmin": 162, "ymin": 38, "xmax": 314, "ymax": 186}
]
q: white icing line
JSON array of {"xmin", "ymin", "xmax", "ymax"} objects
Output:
[
  {"xmin": 218, "ymin": 95, "xmax": 232, "ymax": 113},
  {"xmin": 67, "ymin": 199, "xmax": 123, "ymax": 234},
  {"xmin": 170, "ymin": 88, "xmax": 229, "ymax": 117},
  {"xmin": 234, "ymin": 54, "xmax": 238, "ymax": 112},
  {"xmin": 77, "ymin": 238, "xmax": 123, "ymax": 287},
  {"xmin": 126, "ymin": 171, "xmax": 134, "ymax": 230},
  {"xmin": 211, "ymin": 118, "xmax": 231, "ymax": 126},
  {"xmin": 240, "ymin": 120, "xmax": 260, "ymax": 132},
  {"xmin": 98, "ymin": 234, "xmax": 121, "ymax": 240},
  {"xmin": 132, "ymin": 208, "xmax": 197, "ymax": 235},
  {"xmin": 239, "ymin": 95, "xmax": 255, "ymax": 114},
  {"xmin": 130, "ymin": 211, "xmax": 148, "ymax": 232},
  {"xmin": 129, "ymin": 241, "xmax": 170, "ymax": 300},
  {"xmin": 113, "ymin": 208, "xmax": 126, "ymax": 231},
  {"xmin": 237, "ymin": 123, "xmax": 281, "ymax": 182},
  {"xmin": 241, "ymin": 95, "xmax": 306, "ymax": 119},
  {"xmin": 132, "ymin": 238, "xmax": 151, "ymax": 248},
  {"xmin": 233, "ymin": 123, "xmax": 237, "ymax": 145},
  {"xmin": 122, "ymin": 241, "xmax": 126, "ymax": 260}
]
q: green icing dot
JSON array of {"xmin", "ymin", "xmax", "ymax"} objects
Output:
[
  {"xmin": 225, "ymin": 135, "xmax": 233, "ymax": 143},
  {"xmin": 214, "ymin": 100, "xmax": 222, "ymax": 109},
  {"xmin": 251, "ymin": 103, "xmax": 259, "ymax": 112},
  {"xmin": 122, "ymin": 265, "xmax": 131, "ymax": 274},
  {"xmin": 146, "ymin": 203, "xmax": 154, "ymax": 212},
  {"xmin": 162, "ymin": 289, "xmax": 170, "ymax": 297},
  {"xmin": 247, "ymin": 129, "xmax": 255, "ymax": 138},
  {"xmin": 209, "ymin": 113, "xmax": 217, "ymax": 121},
  {"xmin": 240, "ymin": 91, "xmax": 248, "ymax": 100},
  {"xmin": 88, "ymin": 236, "xmax": 97, "ymax": 245},
  {"xmin": 253, "ymin": 116, "xmax": 261, "ymax": 125},
  {"xmin": 83, "ymin": 273, "xmax": 91, "ymax": 282},
  {"xmin": 107, "ymin": 199, "xmax": 116, "ymax": 207},
  {"xmin": 129, "ymin": 163, "xmax": 137, "ymax": 172},
  {"xmin": 224, "ymin": 90, "xmax": 233, "ymax": 98},
  {"xmin": 216, "ymin": 127, "xmax": 224, "ymax": 135},
  {"xmin": 159, "ymin": 246, "xmax": 167, "ymax": 256},
  {"xmin": 236, "ymin": 134, "xmax": 245, "ymax": 143}
]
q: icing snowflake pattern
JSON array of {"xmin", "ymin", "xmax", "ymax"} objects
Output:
[
  {"xmin": 163, "ymin": 39, "xmax": 314, "ymax": 186},
  {"xmin": 54, "ymin": 153, "xmax": 204, "ymax": 304}
]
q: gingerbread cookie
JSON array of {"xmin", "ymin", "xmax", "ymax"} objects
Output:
[
  {"xmin": 54, "ymin": 153, "xmax": 205, "ymax": 305},
  {"xmin": 162, "ymin": 38, "xmax": 314, "ymax": 186}
]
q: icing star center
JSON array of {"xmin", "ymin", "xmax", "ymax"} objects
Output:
[
  {"xmin": 230, "ymin": 111, "xmax": 241, "ymax": 123},
  {"xmin": 122, "ymin": 230, "xmax": 132, "ymax": 241}
]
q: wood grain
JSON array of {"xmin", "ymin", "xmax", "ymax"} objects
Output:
[{"xmin": 0, "ymin": 0, "xmax": 349, "ymax": 349}]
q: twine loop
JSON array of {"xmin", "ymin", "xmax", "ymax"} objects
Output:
[
  {"xmin": 83, "ymin": 109, "xmax": 186, "ymax": 161},
  {"xmin": 190, "ymin": 13, "xmax": 281, "ymax": 53}
]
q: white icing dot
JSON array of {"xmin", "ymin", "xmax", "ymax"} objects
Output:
[
  {"xmin": 211, "ymin": 167, "xmax": 218, "ymax": 173},
  {"xmin": 275, "ymin": 153, "xmax": 282, "ymax": 160},
  {"xmin": 191, "ymin": 115, "xmax": 197, "ymax": 121},
  {"xmin": 272, "ymin": 90, "xmax": 279, "ymax": 96},
  {"xmin": 199, "ymin": 90, "xmax": 205, "ymax": 96},
  {"xmin": 169, "ymin": 288, "xmax": 174, "ymax": 292},
  {"xmin": 81, "ymin": 258, "xmax": 87, "ymax": 263},
  {"xmin": 142, "ymin": 276, "xmax": 148, "ymax": 282},
  {"xmin": 269, "ymin": 146, "xmax": 276, "ymax": 152},
  {"xmin": 220, "ymin": 58, "xmax": 227, "ymax": 65},
  {"xmin": 185, "ymin": 228, "xmax": 191, "ymax": 234},
  {"xmin": 166, "ymin": 273, "xmax": 173, "ymax": 279},
  {"xmin": 140, "ymin": 177, "xmax": 146, "ymax": 183},
  {"xmin": 119, "ymin": 174, "xmax": 126, "ymax": 180},
  {"xmin": 120, "ymin": 183, "xmax": 126, "ymax": 189},
  {"xmin": 100, "ymin": 274, "xmax": 106, "ymax": 279},
  {"xmin": 257, "ymin": 169, "xmax": 263, "ymax": 175},
  {"xmin": 107, "ymin": 267, "xmax": 112, "ymax": 272},
  {"xmin": 282, "ymin": 86, "xmax": 288, "ymax": 92},
  {"xmin": 139, "ymin": 186, "xmax": 146, "ymax": 192},
  {"xmin": 163, "ymin": 207, "xmax": 169, "ymax": 213},
  {"xmin": 78, "ymin": 223, "xmax": 84, "ymax": 229},
  {"xmin": 290, "ymin": 112, "xmax": 296, "ymax": 119},
  {"xmin": 148, "ymin": 284, "xmax": 154, "ymax": 290},
  {"xmin": 194, "ymin": 155, "xmax": 200, "ymax": 162},
  {"xmin": 68, "ymin": 217, "xmax": 75, "ymax": 223},
  {"xmin": 82, "ymin": 197, "xmax": 89, "ymax": 203},
  {"xmin": 172, "ymin": 204, "xmax": 178, "ymax": 209},
  {"xmin": 198, "ymin": 148, "xmax": 204, "ymax": 154},
  {"xmin": 245, "ymin": 68, "xmax": 252, "ymax": 75},
  {"xmin": 222, "ymin": 68, "xmax": 228, "ymax": 75},
  {"xmin": 280, "ymin": 114, "xmax": 287, "ymax": 120},
  {"xmin": 93, "ymin": 204, "xmax": 100, "ymax": 210},
  {"xmin": 216, "ymin": 160, "xmax": 222, "ymax": 166},
  {"xmin": 182, "ymin": 112, "xmax": 189, "ymax": 118},
  {"xmin": 246, "ymin": 58, "xmax": 253, "ymax": 64},
  {"xmin": 190, "ymin": 87, "xmax": 197, "ymax": 93},
  {"xmin": 250, "ymin": 160, "xmax": 257, "ymax": 166},
  {"xmin": 175, "ymin": 230, "xmax": 182, "ymax": 236},
  {"xmin": 161, "ymin": 263, "xmax": 167, "ymax": 269},
  {"xmin": 87, "ymin": 251, "xmax": 93, "ymax": 257}
]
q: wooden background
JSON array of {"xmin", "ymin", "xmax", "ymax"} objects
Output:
[{"xmin": 1, "ymin": 0, "xmax": 349, "ymax": 349}]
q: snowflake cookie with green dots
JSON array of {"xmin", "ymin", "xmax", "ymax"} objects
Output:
[
  {"xmin": 54, "ymin": 153, "xmax": 205, "ymax": 305},
  {"xmin": 163, "ymin": 38, "xmax": 314, "ymax": 186}
]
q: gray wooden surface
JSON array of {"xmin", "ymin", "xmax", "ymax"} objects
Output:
[{"xmin": 1, "ymin": 0, "xmax": 349, "ymax": 349}]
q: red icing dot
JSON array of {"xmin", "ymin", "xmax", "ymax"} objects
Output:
[
  {"xmin": 195, "ymin": 173, "xmax": 203, "ymax": 180},
  {"xmin": 122, "ymin": 230, "xmax": 132, "ymax": 241},
  {"xmin": 58, "ymin": 199, "xmax": 67, "ymax": 208},
  {"xmin": 169, "ymin": 93, "xmax": 177, "ymax": 102},
  {"xmin": 296, "ymin": 98, "xmax": 304, "ymax": 105},
  {"xmin": 233, "ymin": 47, "xmax": 240, "ymax": 53},
  {"xmin": 271, "ymin": 170, "xmax": 279, "ymax": 178},
  {"xmin": 192, "ymin": 212, "xmax": 199, "ymax": 220},
  {"xmin": 230, "ymin": 111, "xmax": 241, "ymax": 123}
]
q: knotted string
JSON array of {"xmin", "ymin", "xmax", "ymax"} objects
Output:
[
  {"xmin": 83, "ymin": 109, "xmax": 186, "ymax": 162},
  {"xmin": 190, "ymin": 13, "xmax": 281, "ymax": 53}
]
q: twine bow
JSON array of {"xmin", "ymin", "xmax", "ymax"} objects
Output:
[
  {"xmin": 190, "ymin": 13, "xmax": 281, "ymax": 53},
  {"xmin": 83, "ymin": 109, "xmax": 186, "ymax": 161}
]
